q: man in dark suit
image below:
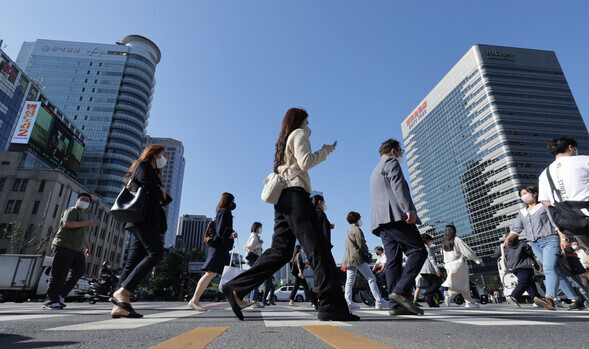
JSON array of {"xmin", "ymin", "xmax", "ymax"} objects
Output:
[{"xmin": 370, "ymin": 139, "xmax": 427, "ymax": 316}]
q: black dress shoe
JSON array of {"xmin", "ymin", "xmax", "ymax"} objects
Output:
[
  {"xmin": 318, "ymin": 311, "xmax": 360, "ymax": 321},
  {"xmin": 223, "ymin": 287, "xmax": 244, "ymax": 321},
  {"xmin": 389, "ymin": 293, "xmax": 424, "ymax": 315},
  {"xmin": 270, "ymin": 301, "xmax": 276, "ymax": 305},
  {"xmin": 263, "ymin": 301, "xmax": 271, "ymax": 306}
]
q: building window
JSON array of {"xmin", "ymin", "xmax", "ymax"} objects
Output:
[
  {"xmin": 89, "ymin": 62, "xmax": 93, "ymax": 66},
  {"xmin": 0, "ymin": 223, "xmax": 9, "ymax": 239},
  {"xmin": 74, "ymin": 115, "xmax": 78, "ymax": 120},
  {"xmin": 82, "ymin": 87, "xmax": 86, "ymax": 92},
  {"xmin": 87, "ymin": 70, "xmax": 90, "ymax": 75},
  {"xmin": 12, "ymin": 179, "xmax": 21, "ymax": 191},
  {"xmin": 52, "ymin": 204, "xmax": 59, "ymax": 218},
  {"xmin": 89, "ymin": 97, "xmax": 93, "ymax": 102},
  {"xmin": 4, "ymin": 200, "xmax": 15, "ymax": 214},
  {"xmin": 100, "ymin": 229, "xmax": 106, "ymax": 239},
  {"xmin": 81, "ymin": 126, "xmax": 85, "ymax": 131},
  {"xmin": 94, "ymin": 79, "xmax": 97, "ymax": 84},
  {"xmin": 79, "ymin": 96, "xmax": 83, "ymax": 101},
  {"xmin": 76, "ymin": 106, "xmax": 80, "ymax": 110},
  {"xmin": 92, "ymin": 88, "xmax": 95, "ymax": 92},
  {"xmin": 32, "ymin": 201, "xmax": 40, "ymax": 214},
  {"xmin": 84, "ymin": 115, "xmax": 88, "ymax": 120},
  {"xmin": 96, "ymin": 71, "xmax": 100, "ymax": 75},
  {"xmin": 58, "ymin": 184, "xmax": 64, "ymax": 197},
  {"xmin": 99, "ymin": 63, "xmax": 102, "ymax": 67},
  {"xmin": 84, "ymin": 79, "xmax": 88, "ymax": 83},
  {"xmin": 86, "ymin": 106, "xmax": 90, "ymax": 111},
  {"xmin": 13, "ymin": 201, "xmax": 22, "ymax": 214},
  {"xmin": 0, "ymin": 178, "xmax": 5, "ymax": 191},
  {"xmin": 38, "ymin": 180, "xmax": 46, "ymax": 192},
  {"xmin": 20, "ymin": 179, "xmax": 28, "ymax": 191}
]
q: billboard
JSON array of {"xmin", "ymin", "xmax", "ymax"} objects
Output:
[
  {"xmin": 12, "ymin": 101, "xmax": 85, "ymax": 179},
  {"xmin": 11, "ymin": 102, "xmax": 41, "ymax": 144},
  {"xmin": 0, "ymin": 53, "xmax": 19, "ymax": 84}
]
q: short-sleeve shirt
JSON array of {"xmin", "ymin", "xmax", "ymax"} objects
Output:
[
  {"xmin": 52, "ymin": 207, "xmax": 88, "ymax": 252},
  {"xmin": 376, "ymin": 253, "xmax": 387, "ymax": 267},
  {"xmin": 539, "ymin": 155, "xmax": 589, "ymax": 204}
]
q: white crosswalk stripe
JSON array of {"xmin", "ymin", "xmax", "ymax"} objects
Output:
[{"xmin": 257, "ymin": 307, "xmax": 352, "ymax": 327}]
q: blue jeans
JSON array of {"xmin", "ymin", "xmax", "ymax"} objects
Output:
[{"xmin": 529, "ymin": 235, "xmax": 578, "ymax": 299}]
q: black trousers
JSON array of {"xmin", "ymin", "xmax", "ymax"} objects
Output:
[
  {"xmin": 290, "ymin": 275, "xmax": 315, "ymax": 302},
  {"xmin": 512, "ymin": 268, "xmax": 539, "ymax": 299},
  {"xmin": 421, "ymin": 273, "xmax": 442, "ymax": 301},
  {"xmin": 118, "ymin": 225, "xmax": 164, "ymax": 292},
  {"xmin": 377, "ymin": 221, "xmax": 427, "ymax": 309},
  {"xmin": 226, "ymin": 187, "xmax": 348, "ymax": 313},
  {"xmin": 263, "ymin": 277, "xmax": 275, "ymax": 301},
  {"xmin": 47, "ymin": 245, "xmax": 86, "ymax": 303}
]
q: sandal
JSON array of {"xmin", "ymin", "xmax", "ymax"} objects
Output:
[{"xmin": 109, "ymin": 297, "xmax": 143, "ymax": 318}]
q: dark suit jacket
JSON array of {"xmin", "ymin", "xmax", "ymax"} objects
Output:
[
  {"xmin": 125, "ymin": 161, "xmax": 172, "ymax": 234},
  {"xmin": 215, "ymin": 208, "xmax": 235, "ymax": 251},
  {"xmin": 316, "ymin": 207, "xmax": 333, "ymax": 249}
]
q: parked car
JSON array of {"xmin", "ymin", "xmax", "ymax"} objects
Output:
[
  {"xmin": 200, "ymin": 289, "xmax": 226, "ymax": 302},
  {"xmin": 272, "ymin": 286, "xmax": 307, "ymax": 302}
]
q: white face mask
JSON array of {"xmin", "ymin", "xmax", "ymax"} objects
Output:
[
  {"xmin": 301, "ymin": 123, "xmax": 312, "ymax": 137},
  {"xmin": 575, "ymin": 148, "xmax": 579, "ymax": 156},
  {"xmin": 521, "ymin": 193, "xmax": 534, "ymax": 204},
  {"xmin": 258, "ymin": 228, "xmax": 263, "ymax": 234},
  {"xmin": 395, "ymin": 155, "xmax": 404, "ymax": 164},
  {"xmin": 357, "ymin": 219, "xmax": 363, "ymax": 227},
  {"xmin": 155, "ymin": 155, "xmax": 167, "ymax": 169},
  {"xmin": 77, "ymin": 201, "xmax": 90, "ymax": 210},
  {"xmin": 322, "ymin": 203, "xmax": 327, "ymax": 211},
  {"xmin": 571, "ymin": 244, "xmax": 579, "ymax": 250}
]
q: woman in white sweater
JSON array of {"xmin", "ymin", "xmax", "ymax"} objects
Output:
[
  {"xmin": 441, "ymin": 225, "xmax": 482, "ymax": 309},
  {"xmin": 223, "ymin": 108, "xmax": 358, "ymax": 322},
  {"xmin": 244, "ymin": 222, "xmax": 264, "ymax": 307}
]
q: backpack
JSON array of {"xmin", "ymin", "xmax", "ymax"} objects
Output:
[{"xmin": 204, "ymin": 220, "xmax": 217, "ymax": 247}]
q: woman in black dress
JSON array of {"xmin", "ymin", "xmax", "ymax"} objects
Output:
[
  {"xmin": 111, "ymin": 144, "xmax": 172, "ymax": 318},
  {"xmin": 188, "ymin": 192, "xmax": 238, "ymax": 311}
]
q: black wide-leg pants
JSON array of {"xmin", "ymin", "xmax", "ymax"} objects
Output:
[{"xmin": 226, "ymin": 187, "xmax": 348, "ymax": 313}]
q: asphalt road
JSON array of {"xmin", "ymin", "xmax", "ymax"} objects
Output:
[{"xmin": 1, "ymin": 300, "xmax": 588, "ymax": 348}]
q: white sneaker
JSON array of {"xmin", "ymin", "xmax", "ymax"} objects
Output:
[
  {"xmin": 58, "ymin": 296, "xmax": 67, "ymax": 308},
  {"xmin": 255, "ymin": 302, "xmax": 265, "ymax": 308},
  {"xmin": 465, "ymin": 303, "xmax": 480, "ymax": 309},
  {"xmin": 347, "ymin": 302, "xmax": 360, "ymax": 310},
  {"xmin": 375, "ymin": 300, "xmax": 389, "ymax": 310},
  {"xmin": 532, "ymin": 302, "xmax": 540, "ymax": 307}
]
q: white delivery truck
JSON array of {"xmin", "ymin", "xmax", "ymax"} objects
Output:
[{"xmin": 0, "ymin": 254, "xmax": 90, "ymax": 303}]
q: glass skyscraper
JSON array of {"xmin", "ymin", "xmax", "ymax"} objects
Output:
[
  {"xmin": 402, "ymin": 44, "xmax": 589, "ymax": 283},
  {"xmin": 142, "ymin": 136, "xmax": 185, "ymax": 248},
  {"xmin": 16, "ymin": 35, "xmax": 160, "ymax": 204}
]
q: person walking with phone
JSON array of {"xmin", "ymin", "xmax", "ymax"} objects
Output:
[
  {"xmin": 223, "ymin": 107, "xmax": 357, "ymax": 321},
  {"xmin": 43, "ymin": 193, "xmax": 99, "ymax": 310},
  {"xmin": 110, "ymin": 145, "xmax": 172, "ymax": 318}
]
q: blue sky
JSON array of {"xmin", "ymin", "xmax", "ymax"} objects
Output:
[{"xmin": 2, "ymin": 1, "xmax": 588, "ymax": 263}]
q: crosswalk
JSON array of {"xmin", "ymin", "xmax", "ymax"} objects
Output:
[{"xmin": 1, "ymin": 301, "xmax": 588, "ymax": 330}]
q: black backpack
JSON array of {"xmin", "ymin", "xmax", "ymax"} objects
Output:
[{"xmin": 204, "ymin": 220, "xmax": 216, "ymax": 247}]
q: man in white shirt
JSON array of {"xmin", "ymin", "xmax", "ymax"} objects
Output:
[
  {"xmin": 538, "ymin": 136, "xmax": 589, "ymax": 250},
  {"xmin": 372, "ymin": 246, "xmax": 387, "ymax": 272}
]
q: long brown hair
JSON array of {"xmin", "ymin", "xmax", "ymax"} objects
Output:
[
  {"xmin": 216, "ymin": 192, "xmax": 235, "ymax": 211},
  {"xmin": 273, "ymin": 108, "xmax": 309, "ymax": 172},
  {"xmin": 124, "ymin": 144, "xmax": 166, "ymax": 182},
  {"xmin": 442, "ymin": 225, "xmax": 457, "ymax": 252}
]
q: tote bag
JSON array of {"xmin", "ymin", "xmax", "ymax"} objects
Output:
[
  {"xmin": 110, "ymin": 165, "xmax": 148, "ymax": 223},
  {"xmin": 219, "ymin": 241, "xmax": 243, "ymax": 293}
]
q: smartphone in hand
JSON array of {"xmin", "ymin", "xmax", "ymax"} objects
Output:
[{"xmin": 333, "ymin": 141, "xmax": 337, "ymax": 147}]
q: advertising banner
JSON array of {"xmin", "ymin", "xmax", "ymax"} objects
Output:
[{"xmin": 11, "ymin": 101, "xmax": 42, "ymax": 144}]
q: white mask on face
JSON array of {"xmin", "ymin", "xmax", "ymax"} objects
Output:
[
  {"xmin": 156, "ymin": 155, "xmax": 167, "ymax": 169},
  {"xmin": 77, "ymin": 201, "xmax": 90, "ymax": 210},
  {"xmin": 571, "ymin": 244, "xmax": 579, "ymax": 250},
  {"xmin": 575, "ymin": 148, "xmax": 579, "ymax": 156},
  {"xmin": 258, "ymin": 228, "xmax": 263, "ymax": 234},
  {"xmin": 521, "ymin": 193, "xmax": 534, "ymax": 204},
  {"xmin": 395, "ymin": 155, "xmax": 404, "ymax": 164},
  {"xmin": 322, "ymin": 203, "xmax": 327, "ymax": 211},
  {"xmin": 357, "ymin": 219, "xmax": 363, "ymax": 227},
  {"xmin": 301, "ymin": 123, "xmax": 312, "ymax": 137}
]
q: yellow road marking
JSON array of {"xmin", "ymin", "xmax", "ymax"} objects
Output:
[
  {"xmin": 303, "ymin": 325, "xmax": 393, "ymax": 349},
  {"xmin": 150, "ymin": 327, "xmax": 228, "ymax": 349}
]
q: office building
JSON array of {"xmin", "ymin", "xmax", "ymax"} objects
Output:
[
  {"xmin": 142, "ymin": 136, "xmax": 185, "ymax": 247},
  {"xmin": 16, "ymin": 35, "xmax": 161, "ymax": 204},
  {"xmin": 0, "ymin": 151, "xmax": 127, "ymax": 275},
  {"xmin": 177, "ymin": 215, "xmax": 212, "ymax": 253},
  {"xmin": 402, "ymin": 44, "xmax": 589, "ymax": 283}
]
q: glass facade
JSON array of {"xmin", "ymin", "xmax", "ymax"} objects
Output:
[
  {"xmin": 1, "ymin": 51, "xmax": 27, "ymax": 150},
  {"xmin": 16, "ymin": 36, "xmax": 161, "ymax": 204},
  {"xmin": 142, "ymin": 136, "xmax": 185, "ymax": 247},
  {"xmin": 402, "ymin": 44, "xmax": 589, "ymax": 284}
]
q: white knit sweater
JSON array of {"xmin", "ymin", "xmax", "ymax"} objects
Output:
[{"xmin": 277, "ymin": 128, "xmax": 327, "ymax": 194}]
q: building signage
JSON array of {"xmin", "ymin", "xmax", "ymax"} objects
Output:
[
  {"xmin": 484, "ymin": 50, "xmax": 514, "ymax": 58},
  {"xmin": 11, "ymin": 101, "xmax": 41, "ymax": 144},
  {"xmin": 405, "ymin": 101, "xmax": 428, "ymax": 130}
]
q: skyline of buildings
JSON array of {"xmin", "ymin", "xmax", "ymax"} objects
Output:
[
  {"xmin": 402, "ymin": 44, "xmax": 589, "ymax": 284},
  {"xmin": 16, "ymin": 36, "xmax": 161, "ymax": 204},
  {"xmin": 177, "ymin": 215, "xmax": 212, "ymax": 254}
]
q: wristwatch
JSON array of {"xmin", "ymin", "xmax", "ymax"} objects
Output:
[{"xmin": 561, "ymin": 238, "xmax": 570, "ymax": 242}]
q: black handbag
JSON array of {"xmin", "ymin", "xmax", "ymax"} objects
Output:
[
  {"xmin": 545, "ymin": 167, "xmax": 589, "ymax": 235},
  {"xmin": 556, "ymin": 253, "xmax": 586, "ymax": 276},
  {"xmin": 110, "ymin": 165, "xmax": 148, "ymax": 223}
]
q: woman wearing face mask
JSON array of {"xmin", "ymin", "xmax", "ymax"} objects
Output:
[
  {"xmin": 312, "ymin": 195, "xmax": 334, "ymax": 249},
  {"xmin": 111, "ymin": 145, "xmax": 172, "ymax": 318},
  {"xmin": 504, "ymin": 186, "xmax": 585, "ymax": 311},
  {"xmin": 223, "ymin": 108, "xmax": 358, "ymax": 321},
  {"xmin": 342, "ymin": 211, "xmax": 389, "ymax": 310},
  {"xmin": 441, "ymin": 224, "xmax": 482, "ymax": 309},
  {"xmin": 188, "ymin": 192, "xmax": 238, "ymax": 311},
  {"xmin": 244, "ymin": 222, "xmax": 264, "ymax": 308}
]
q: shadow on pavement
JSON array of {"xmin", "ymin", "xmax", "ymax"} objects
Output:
[{"xmin": 0, "ymin": 333, "xmax": 78, "ymax": 348}]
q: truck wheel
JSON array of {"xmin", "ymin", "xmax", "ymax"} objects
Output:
[
  {"xmin": 480, "ymin": 294, "xmax": 489, "ymax": 304},
  {"xmin": 271, "ymin": 295, "xmax": 277, "ymax": 302},
  {"xmin": 295, "ymin": 295, "xmax": 304, "ymax": 302}
]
